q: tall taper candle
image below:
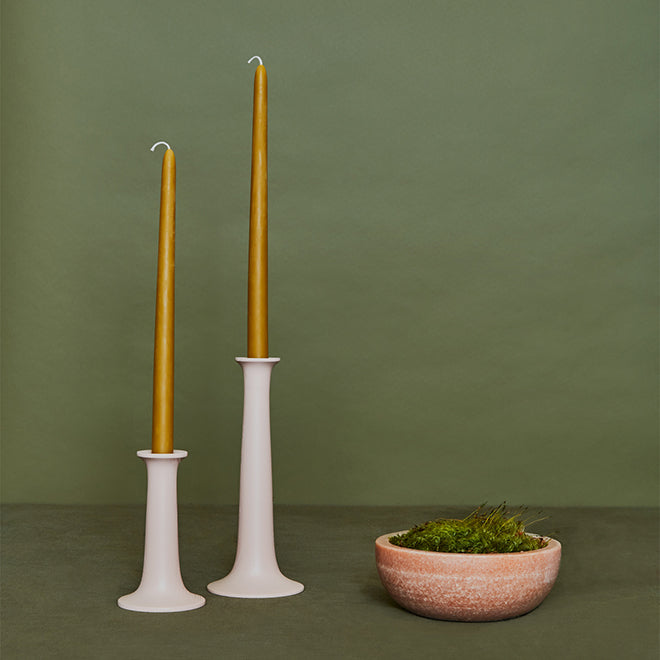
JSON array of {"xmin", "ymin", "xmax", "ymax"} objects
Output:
[
  {"xmin": 247, "ymin": 56, "xmax": 268, "ymax": 358},
  {"xmin": 151, "ymin": 141, "xmax": 176, "ymax": 453}
]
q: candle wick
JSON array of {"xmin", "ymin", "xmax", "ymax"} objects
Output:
[
  {"xmin": 248, "ymin": 55, "xmax": 263, "ymax": 66},
  {"xmin": 150, "ymin": 141, "xmax": 172, "ymax": 152}
]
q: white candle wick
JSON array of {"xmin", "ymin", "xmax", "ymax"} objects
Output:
[
  {"xmin": 248, "ymin": 55, "xmax": 263, "ymax": 66},
  {"xmin": 150, "ymin": 141, "xmax": 172, "ymax": 152}
]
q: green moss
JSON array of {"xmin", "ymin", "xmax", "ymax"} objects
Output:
[{"xmin": 389, "ymin": 504, "xmax": 549, "ymax": 554}]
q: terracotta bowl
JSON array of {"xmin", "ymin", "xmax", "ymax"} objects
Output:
[{"xmin": 375, "ymin": 531, "xmax": 561, "ymax": 622}]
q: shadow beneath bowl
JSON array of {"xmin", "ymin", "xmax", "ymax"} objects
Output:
[{"xmin": 361, "ymin": 576, "xmax": 408, "ymax": 614}]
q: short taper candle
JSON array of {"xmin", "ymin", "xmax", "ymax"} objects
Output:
[{"xmin": 151, "ymin": 142, "xmax": 176, "ymax": 454}]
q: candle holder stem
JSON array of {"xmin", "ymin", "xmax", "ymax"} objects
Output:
[
  {"xmin": 207, "ymin": 357, "xmax": 303, "ymax": 598},
  {"xmin": 118, "ymin": 450, "xmax": 205, "ymax": 612}
]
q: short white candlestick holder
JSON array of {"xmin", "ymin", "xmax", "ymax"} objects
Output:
[
  {"xmin": 118, "ymin": 450, "xmax": 206, "ymax": 612},
  {"xmin": 207, "ymin": 357, "xmax": 304, "ymax": 598}
]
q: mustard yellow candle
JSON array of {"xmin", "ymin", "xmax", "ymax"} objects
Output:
[
  {"xmin": 151, "ymin": 142, "xmax": 176, "ymax": 453},
  {"xmin": 247, "ymin": 57, "xmax": 268, "ymax": 358}
]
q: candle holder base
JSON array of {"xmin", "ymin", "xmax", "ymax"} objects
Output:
[
  {"xmin": 207, "ymin": 357, "xmax": 303, "ymax": 599},
  {"xmin": 118, "ymin": 586, "xmax": 206, "ymax": 613},
  {"xmin": 118, "ymin": 450, "xmax": 205, "ymax": 613},
  {"xmin": 208, "ymin": 571, "xmax": 303, "ymax": 599}
]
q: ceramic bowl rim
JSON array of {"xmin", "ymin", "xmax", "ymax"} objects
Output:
[{"xmin": 376, "ymin": 530, "xmax": 561, "ymax": 557}]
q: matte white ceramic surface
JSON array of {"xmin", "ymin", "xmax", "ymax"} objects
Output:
[
  {"xmin": 118, "ymin": 450, "xmax": 205, "ymax": 612},
  {"xmin": 207, "ymin": 358, "xmax": 303, "ymax": 598}
]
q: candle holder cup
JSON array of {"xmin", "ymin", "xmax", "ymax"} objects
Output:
[
  {"xmin": 118, "ymin": 450, "xmax": 205, "ymax": 612},
  {"xmin": 207, "ymin": 357, "xmax": 304, "ymax": 598}
]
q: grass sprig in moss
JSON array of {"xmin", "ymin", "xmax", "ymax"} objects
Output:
[{"xmin": 389, "ymin": 504, "xmax": 548, "ymax": 554}]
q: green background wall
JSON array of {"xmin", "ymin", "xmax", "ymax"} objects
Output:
[{"xmin": 2, "ymin": 0, "xmax": 657, "ymax": 506}]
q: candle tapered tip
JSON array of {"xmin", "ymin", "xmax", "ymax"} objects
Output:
[
  {"xmin": 150, "ymin": 141, "xmax": 172, "ymax": 152},
  {"xmin": 248, "ymin": 55, "xmax": 263, "ymax": 66}
]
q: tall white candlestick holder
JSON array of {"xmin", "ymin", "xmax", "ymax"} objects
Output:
[
  {"xmin": 118, "ymin": 450, "xmax": 206, "ymax": 612},
  {"xmin": 207, "ymin": 357, "xmax": 304, "ymax": 598}
]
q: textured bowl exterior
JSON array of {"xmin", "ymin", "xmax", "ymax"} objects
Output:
[{"xmin": 375, "ymin": 531, "xmax": 561, "ymax": 622}]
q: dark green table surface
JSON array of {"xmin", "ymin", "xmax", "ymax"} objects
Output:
[{"xmin": 1, "ymin": 505, "xmax": 657, "ymax": 659}]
